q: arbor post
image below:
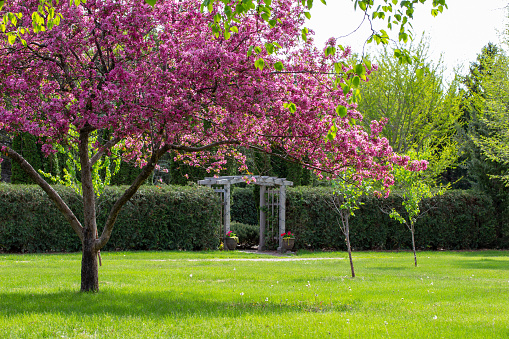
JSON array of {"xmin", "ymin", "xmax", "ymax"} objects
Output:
[
  {"xmin": 224, "ymin": 183, "xmax": 231, "ymax": 251},
  {"xmin": 258, "ymin": 185, "xmax": 266, "ymax": 252},
  {"xmin": 278, "ymin": 184, "xmax": 286, "ymax": 253}
]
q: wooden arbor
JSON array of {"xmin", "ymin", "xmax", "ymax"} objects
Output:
[{"xmin": 197, "ymin": 176, "xmax": 293, "ymax": 252}]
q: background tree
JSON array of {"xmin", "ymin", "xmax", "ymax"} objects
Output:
[
  {"xmin": 10, "ymin": 133, "xmax": 44, "ymax": 184},
  {"xmin": 0, "ymin": 130, "xmax": 11, "ymax": 182},
  {"xmin": 456, "ymin": 43, "xmax": 509, "ymax": 245},
  {"xmin": 357, "ymin": 39, "xmax": 461, "ymax": 183},
  {"xmin": 459, "ymin": 44, "xmax": 509, "ymax": 188},
  {"xmin": 470, "ymin": 58, "xmax": 509, "ymax": 186},
  {"xmin": 0, "ymin": 0, "xmax": 423, "ymax": 292}
]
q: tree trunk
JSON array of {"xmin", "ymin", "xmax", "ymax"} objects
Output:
[
  {"xmin": 81, "ymin": 227, "xmax": 99, "ymax": 292},
  {"xmin": 79, "ymin": 129, "xmax": 100, "ymax": 292},
  {"xmin": 411, "ymin": 222, "xmax": 417, "ymax": 267},
  {"xmin": 343, "ymin": 212, "xmax": 355, "ymax": 278}
]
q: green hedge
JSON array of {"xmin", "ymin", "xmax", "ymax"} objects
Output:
[
  {"xmin": 230, "ymin": 222, "xmax": 259, "ymax": 248},
  {"xmin": 229, "ymin": 186, "xmax": 499, "ymax": 250},
  {"xmin": 0, "ymin": 184, "xmax": 221, "ymax": 253},
  {"xmin": 285, "ymin": 187, "xmax": 499, "ymax": 250},
  {"xmin": 231, "ymin": 187, "xmax": 258, "ymax": 225},
  {"xmin": 0, "ymin": 183, "xmax": 502, "ymax": 253}
]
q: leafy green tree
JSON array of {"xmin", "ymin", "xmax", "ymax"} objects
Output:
[
  {"xmin": 358, "ymin": 40, "xmax": 460, "ymax": 172},
  {"xmin": 463, "ymin": 45, "xmax": 509, "ymax": 186},
  {"xmin": 455, "ymin": 43, "xmax": 509, "ymax": 245},
  {"xmin": 457, "ymin": 43, "xmax": 502, "ymax": 189},
  {"xmin": 382, "ymin": 149, "xmax": 448, "ymax": 267},
  {"xmin": 109, "ymin": 161, "xmax": 143, "ymax": 186},
  {"xmin": 0, "ymin": 130, "xmax": 11, "ymax": 182},
  {"xmin": 10, "ymin": 133, "xmax": 44, "ymax": 184}
]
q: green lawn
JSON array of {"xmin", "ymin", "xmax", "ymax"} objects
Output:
[{"xmin": 1, "ymin": 250, "xmax": 508, "ymax": 338}]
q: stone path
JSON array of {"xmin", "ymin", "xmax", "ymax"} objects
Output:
[
  {"xmin": 185, "ymin": 257, "xmax": 344, "ymax": 262},
  {"xmin": 150, "ymin": 250, "xmax": 344, "ymax": 262}
]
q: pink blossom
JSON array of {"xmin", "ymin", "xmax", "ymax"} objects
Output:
[{"xmin": 0, "ymin": 0, "xmax": 425, "ymax": 195}]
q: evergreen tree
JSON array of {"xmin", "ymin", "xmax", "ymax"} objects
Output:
[{"xmin": 458, "ymin": 43, "xmax": 509, "ymax": 245}]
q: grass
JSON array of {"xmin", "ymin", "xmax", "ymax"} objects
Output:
[{"xmin": 1, "ymin": 250, "xmax": 508, "ymax": 338}]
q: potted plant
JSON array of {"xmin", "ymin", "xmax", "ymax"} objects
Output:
[
  {"xmin": 281, "ymin": 232, "xmax": 295, "ymax": 251},
  {"xmin": 225, "ymin": 230, "xmax": 239, "ymax": 250}
]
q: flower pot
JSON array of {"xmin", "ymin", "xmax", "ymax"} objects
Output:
[
  {"xmin": 282, "ymin": 238, "xmax": 295, "ymax": 251},
  {"xmin": 225, "ymin": 237, "xmax": 237, "ymax": 250}
]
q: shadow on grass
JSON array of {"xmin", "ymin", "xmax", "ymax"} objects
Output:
[
  {"xmin": 453, "ymin": 258, "xmax": 509, "ymax": 270},
  {"xmin": 0, "ymin": 290, "xmax": 351, "ymax": 318},
  {"xmin": 455, "ymin": 250, "xmax": 509, "ymax": 258},
  {"xmin": 369, "ymin": 266, "xmax": 408, "ymax": 271}
]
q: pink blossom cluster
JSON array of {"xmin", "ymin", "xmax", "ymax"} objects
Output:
[{"xmin": 0, "ymin": 0, "xmax": 424, "ymax": 191}]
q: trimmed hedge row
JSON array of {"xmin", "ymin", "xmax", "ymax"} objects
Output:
[
  {"xmin": 232, "ymin": 186, "xmax": 502, "ymax": 250},
  {"xmin": 0, "ymin": 183, "xmax": 503, "ymax": 252},
  {"xmin": 286, "ymin": 187, "xmax": 499, "ymax": 250},
  {"xmin": 0, "ymin": 184, "xmax": 221, "ymax": 253}
]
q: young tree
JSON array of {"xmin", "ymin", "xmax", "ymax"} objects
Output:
[
  {"xmin": 0, "ymin": 0, "xmax": 423, "ymax": 292},
  {"xmin": 381, "ymin": 149, "xmax": 447, "ymax": 267},
  {"xmin": 326, "ymin": 170, "xmax": 375, "ymax": 278}
]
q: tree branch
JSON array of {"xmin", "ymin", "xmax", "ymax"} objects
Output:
[
  {"xmin": 95, "ymin": 139, "xmax": 244, "ymax": 249},
  {"xmin": 168, "ymin": 140, "xmax": 240, "ymax": 152},
  {"xmin": 1, "ymin": 144, "xmax": 84, "ymax": 240},
  {"xmin": 90, "ymin": 137, "xmax": 121, "ymax": 167},
  {"xmin": 96, "ymin": 144, "xmax": 171, "ymax": 250}
]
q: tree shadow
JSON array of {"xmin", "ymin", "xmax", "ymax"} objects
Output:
[
  {"xmin": 453, "ymin": 258, "xmax": 509, "ymax": 271},
  {"xmin": 0, "ymin": 290, "xmax": 351, "ymax": 318},
  {"xmin": 456, "ymin": 250, "xmax": 509, "ymax": 258}
]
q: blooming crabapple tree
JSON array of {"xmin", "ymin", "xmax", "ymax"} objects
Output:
[{"xmin": 0, "ymin": 0, "xmax": 424, "ymax": 292}]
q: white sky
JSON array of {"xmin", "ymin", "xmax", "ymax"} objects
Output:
[{"xmin": 307, "ymin": 0, "xmax": 509, "ymax": 82}]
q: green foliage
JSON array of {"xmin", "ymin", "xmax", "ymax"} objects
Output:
[
  {"xmin": 38, "ymin": 127, "xmax": 121, "ymax": 198},
  {"xmin": 267, "ymin": 150, "xmax": 311, "ymax": 186},
  {"xmin": 0, "ymin": 184, "xmax": 221, "ymax": 252},
  {"xmin": 458, "ymin": 43, "xmax": 507, "ymax": 191},
  {"xmin": 389, "ymin": 149, "xmax": 449, "ymax": 227},
  {"xmin": 110, "ymin": 160, "xmax": 143, "ymax": 185},
  {"xmin": 2, "ymin": 0, "xmax": 64, "ymax": 46},
  {"xmin": 467, "ymin": 52, "xmax": 509, "ymax": 186},
  {"xmin": 1, "ymin": 183, "xmax": 501, "ymax": 253},
  {"xmin": 10, "ymin": 133, "xmax": 62, "ymax": 185},
  {"xmin": 456, "ymin": 44, "xmax": 509, "ymax": 245},
  {"xmin": 358, "ymin": 39, "xmax": 460, "ymax": 180},
  {"xmin": 231, "ymin": 187, "xmax": 258, "ymax": 225},
  {"xmin": 230, "ymin": 222, "xmax": 259, "ymax": 247},
  {"xmin": 330, "ymin": 170, "xmax": 375, "ymax": 216}
]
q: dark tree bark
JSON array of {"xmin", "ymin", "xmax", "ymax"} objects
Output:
[
  {"xmin": 79, "ymin": 129, "xmax": 100, "ymax": 292},
  {"xmin": 81, "ymin": 227, "xmax": 99, "ymax": 292}
]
